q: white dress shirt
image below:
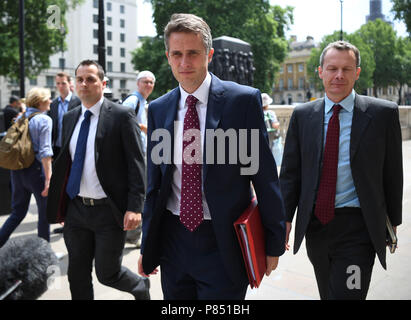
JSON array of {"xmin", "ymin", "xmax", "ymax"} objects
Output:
[
  {"xmin": 69, "ymin": 96, "xmax": 107, "ymax": 199},
  {"xmin": 166, "ymin": 73, "xmax": 212, "ymax": 219}
]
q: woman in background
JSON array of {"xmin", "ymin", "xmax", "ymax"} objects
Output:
[{"xmin": 0, "ymin": 88, "xmax": 53, "ymax": 247}]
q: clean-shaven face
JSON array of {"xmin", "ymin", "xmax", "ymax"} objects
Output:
[
  {"xmin": 318, "ymin": 48, "xmax": 361, "ymax": 103},
  {"xmin": 75, "ymin": 64, "xmax": 106, "ymax": 107},
  {"xmin": 166, "ymin": 31, "xmax": 214, "ymax": 94}
]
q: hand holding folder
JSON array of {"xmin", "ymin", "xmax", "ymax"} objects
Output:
[{"xmin": 234, "ymin": 198, "xmax": 275, "ymax": 288}]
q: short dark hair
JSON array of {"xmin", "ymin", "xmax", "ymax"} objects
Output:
[
  {"xmin": 9, "ymin": 95, "xmax": 19, "ymax": 104},
  {"xmin": 320, "ymin": 41, "xmax": 361, "ymax": 68},
  {"xmin": 75, "ymin": 60, "xmax": 105, "ymax": 80},
  {"xmin": 56, "ymin": 71, "xmax": 71, "ymax": 83}
]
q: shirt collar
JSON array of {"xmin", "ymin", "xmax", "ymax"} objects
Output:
[
  {"xmin": 58, "ymin": 91, "xmax": 73, "ymax": 104},
  {"xmin": 81, "ymin": 96, "xmax": 104, "ymax": 118},
  {"xmin": 179, "ymin": 72, "xmax": 211, "ymax": 109},
  {"xmin": 324, "ymin": 89, "xmax": 355, "ymax": 114},
  {"xmin": 134, "ymin": 91, "xmax": 146, "ymax": 104}
]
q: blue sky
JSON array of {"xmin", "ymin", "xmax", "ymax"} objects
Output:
[{"xmin": 136, "ymin": 0, "xmax": 408, "ymax": 41}]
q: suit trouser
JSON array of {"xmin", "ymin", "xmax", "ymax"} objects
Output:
[
  {"xmin": 160, "ymin": 211, "xmax": 248, "ymax": 300},
  {"xmin": 0, "ymin": 160, "xmax": 49, "ymax": 248},
  {"xmin": 305, "ymin": 207, "xmax": 376, "ymax": 300},
  {"xmin": 63, "ymin": 197, "xmax": 146, "ymax": 299}
]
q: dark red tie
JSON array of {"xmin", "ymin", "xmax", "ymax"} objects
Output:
[
  {"xmin": 314, "ymin": 104, "xmax": 342, "ymax": 225},
  {"xmin": 180, "ymin": 95, "xmax": 204, "ymax": 231}
]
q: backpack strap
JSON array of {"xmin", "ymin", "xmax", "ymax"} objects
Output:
[
  {"xmin": 26, "ymin": 112, "xmax": 42, "ymax": 121},
  {"xmin": 123, "ymin": 93, "xmax": 141, "ymax": 115}
]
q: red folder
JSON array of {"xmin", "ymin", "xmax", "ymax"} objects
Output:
[{"xmin": 234, "ymin": 198, "xmax": 266, "ymax": 288}]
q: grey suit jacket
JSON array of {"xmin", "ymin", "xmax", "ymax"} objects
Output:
[{"xmin": 279, "ymin": 94, "xmax": 403, "ymax": 269}]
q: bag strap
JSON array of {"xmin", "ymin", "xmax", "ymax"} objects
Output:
[{"xmin": 26, "ymin": 112, "xmax": 42, "ymax": 121}]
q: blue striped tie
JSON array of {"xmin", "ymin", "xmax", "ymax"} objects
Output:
[{"xmin": 66, "ymin": 110, "xmax": 92, "ymax": 199}]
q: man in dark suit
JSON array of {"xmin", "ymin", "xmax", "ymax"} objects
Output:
[
  {"xmin": 2, "ymin": 96, "xmax": 21, "ymax": 131},
  {"xmin": 137, "ymin": 13, "xmax": 285, "ymax": 300},
  {"xmin": 46, "ymin": 60, "xmax": 149, "ymax": 300},
  {"xmin": 49, "ymin": 72, "xmax": 81, "ymax": 158},
  {"xmin": 280, "ymin": 41, "xmax": 403, "ymax": 300}
]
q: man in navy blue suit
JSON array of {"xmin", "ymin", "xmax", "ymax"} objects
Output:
[{"xmin": 138, "ymin": 13, "xmax": 286, "ymax": 300}]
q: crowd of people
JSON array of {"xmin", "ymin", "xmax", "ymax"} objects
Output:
[{"xmin": 0, "ymin": 13, "xmax": 403, "ymax": 301}]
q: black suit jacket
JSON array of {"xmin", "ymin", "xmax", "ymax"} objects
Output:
[
  {"xmin": 279, "ymin": 94, "xmax": 403, "ymax": 269},
  {"xmin": 141, "ymin": 74, "xmax": 286, "ymax": 285},
  {"xmin": 49, "ymin": 95, "xmax": 81, "ymax": 147},
  {"xmin": 46, "ymin": 98, "xmax": 146, "ymax": 227}
]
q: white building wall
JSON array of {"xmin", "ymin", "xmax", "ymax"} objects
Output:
[{"xmin": 0, "ymin": 0, "xmax": 140, "ymax": 107}]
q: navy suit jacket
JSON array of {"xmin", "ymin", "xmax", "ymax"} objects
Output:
[
  {"xmin": 280, "ymin": 94, "xmax": 403, "ymax": 269},
  {"xmin": 141, "ymin": 74, "xmax": 286, "ymax": 285},
  {"xmin": 49, "ymin": 95, "xmax": 81, "ymax": 147}
]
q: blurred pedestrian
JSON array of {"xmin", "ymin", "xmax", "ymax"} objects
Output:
[
  {"xmin": 0, "ymin": 88, "xmax": 53, "ymax": 248},
  {"xmin": 122, "ymin": 70, "xmax": 155, "ymax": 248},
  {"xmin": 261, "ymin": 93, "xmax": 283, "ymax": 166},
  {"xmin": 2, "ymin": 96, "xmax": 21, "ymax": 131}
]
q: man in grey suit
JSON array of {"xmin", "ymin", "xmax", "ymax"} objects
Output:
[
  {"xmin": 46, "ymin": 60, "xmax": 149, "ymax": 299},
  {"xmin": 280, "ymin": 41, "xmax": 403, "ymax": 300}
]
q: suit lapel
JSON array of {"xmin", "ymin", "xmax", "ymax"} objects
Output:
[
  {"xmin": 350, "ymin": 94, "xmax": 372, "ymax": 161},
  {"xmin": 162, "ymin": 88, "xmax": 180, "ymax": 176},
  {"xmin": 308, "ymin": 99, "xmax": 325, "ymax": 173},
  {"xmin": 62, "ymin": 107, "xmax": 81, "ymax": 149},
  {"xmin": 203, "ymin": 74, "xmax": 226, "ymax": 183},
  {"xmin": 95, "ymin": 99, "xmax": 111, "ymax": 164}
]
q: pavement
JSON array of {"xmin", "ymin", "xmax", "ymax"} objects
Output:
[{"xmin": 1, "ymin": 140, "xmax": 410, "ymax": 300}]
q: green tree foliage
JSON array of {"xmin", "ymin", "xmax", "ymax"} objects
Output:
[
  {"xmin": 391, "ymin": 0, "xmax": 411, "ymax": 35},
  {"xmin": 306, "ymin": 32, "xmax": 375, "ymax": 95},
  {"xmin": 131, "ymin": 0, "xmax": 293, "ymax": 98},
  {"xmin": 356, "ymin": 19, "xmax": 399, "ymax": 96},
  {"xmin": 392, "ymin": 37, "xmax": 411, "ymax": 104},
  {"xmin": 0, "ymin": 0, "xmax": 83, "ymax": 80}
]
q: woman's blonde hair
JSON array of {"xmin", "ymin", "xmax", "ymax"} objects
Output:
[{"xmin": 25, "ymin": 87, "xmax": 51, "ymax": 108}]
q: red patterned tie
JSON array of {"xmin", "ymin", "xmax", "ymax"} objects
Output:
[
  {"xmin": 314, "ymin": 104, "xmax": 342, "ymax": 225},
  {"xmin": 180, "ymin": 95, "xmax": 204, "ymax": 232}
]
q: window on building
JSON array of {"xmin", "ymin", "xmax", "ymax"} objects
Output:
[
  {"xmin": 107, "ymin": 2, "xmax": 112, "ymax": 11},
  {"xmin": 93, "ymin": 29, "xmax": 98, "ymax": 39},
  {"xmin": 120, "ymin": 5, "xmax": 125, "ymax": 14},
  {"xmin": 46, "ymin": 76, "xmax": 54, "ymax": 87},
  {"xmin": 107, "ymin": 17, "xmax": 112, "ymax": 26},
  {"xmin": 93, "ymin": 14, "xmax": 98, "ymax": 23},
  {"xmin": 120, "ymin": 62, "xmax": 126, "ymax": 72},
  {"xmin": 107, "ymin": 31, "xmax": 112, "ymax": 41},
  {"xmin": 298, "ymin": 78, "xmax": 304, "ymax": 90},
  {"xmin": 120, "ymin": 19, "xmax": 125, "ymax": 28},
  {"xmin": 120, "ymin": 48, "xmax": 125, "ymax": 57},
  {"xmin": 107, "ymin": 61, "xmax": 113, "ymax": 72},
  {"xmin": 29, "ymin": 78, "xmax": 37, "ymax": 85},
  {"xmin": 298, "ymin": 63, "xmax": 304, "ymax": 72},
  {"xmin": 107, "ymin": 46, "xmax": 112, "ymax": 56},
  {"xmin": 93, "ymin": 0, "xmax": 98, "ymax": 9},
  {"xmin": 120, "ymin": 79, "xmax": 126, "ymax": 89},
  {"xmin": 287, "ymin": 64, "xmax": 293, "ymax": 73},
  {"xmin": 279, "ymin": 79, "xmax": 284, "ymax": 91},
  {"xmin": 279, "ymin": 66, "xmax": 283, "ymax": 74},
  {"xmin": 59, "ymin": 58, "xmax": 65, "ymax": 70},
  {"xmin": 288, "ymin": 78, "xmax": 293, "ymax": 89},
  {"xmin": 120, "ymin": 33, "xmax": 125, "ymax": 42}
]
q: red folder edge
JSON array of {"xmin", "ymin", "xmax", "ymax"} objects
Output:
[{"xmin": 234, "ymin": 198, "xmax": 266, "ymax": 288}]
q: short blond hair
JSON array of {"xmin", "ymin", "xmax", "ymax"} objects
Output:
[{"xmin": 25, "ymin": 87, "xmax": 51, "ymax": 109}]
